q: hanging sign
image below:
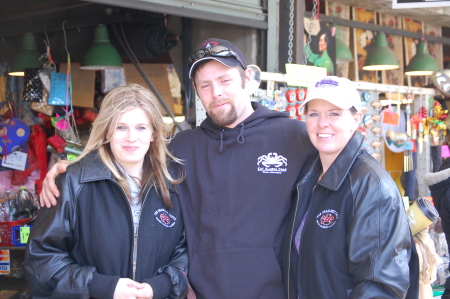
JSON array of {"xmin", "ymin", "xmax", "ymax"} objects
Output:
[{"xmin": 285, "ymin": 64, "xmax": 326, "ymax": 87}]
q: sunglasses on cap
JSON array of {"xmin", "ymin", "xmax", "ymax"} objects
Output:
[{"xmin": 188, "ymin": 46, "xmax": 245, "ymax": 70}]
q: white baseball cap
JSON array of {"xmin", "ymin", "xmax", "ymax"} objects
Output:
[{"xmin": 300, "ymin": 76, "xmax": 361, "ymax": 112}]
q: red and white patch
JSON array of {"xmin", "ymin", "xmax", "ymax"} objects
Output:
[
  {"xmin": 154, "ymin": 209, "xmax": 177, "ymax": 227},
  {"xmin": 316, "ymin": 209, "xmax": 338, "ymax": 228}
]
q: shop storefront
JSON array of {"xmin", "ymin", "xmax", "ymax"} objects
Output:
[{"xmin": 1, "ymin": 0, "xmax": 450, "ymax": 297}]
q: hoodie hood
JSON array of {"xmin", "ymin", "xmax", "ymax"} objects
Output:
[{"xmin": 200, "ymin": 101, "xmax": 289, "ymax": 153}]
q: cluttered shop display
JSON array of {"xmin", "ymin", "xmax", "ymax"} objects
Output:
[{"xmin": 0, "ymin": 53, "xmax": 91, "ymax": 253}]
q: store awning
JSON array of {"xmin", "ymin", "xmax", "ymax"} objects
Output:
[{"xmin": 83, "ymin": 0, "xmax": 268, "ymax": 29}]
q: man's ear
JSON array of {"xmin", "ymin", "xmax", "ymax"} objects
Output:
[{"xmin": 245, "ymin": 68, "xmax": 252, "ymax": 82}]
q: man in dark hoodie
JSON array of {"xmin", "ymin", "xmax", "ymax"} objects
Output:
[
  {"xmin": 39, "ymin": 38, "xmax": 318, "ymax": 298},
  {"xmin": 425, "ymin": 158, "xmax": 450, "ymax": 298}
]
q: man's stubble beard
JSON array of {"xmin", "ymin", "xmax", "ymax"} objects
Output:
[{"xmin": 209, "ymin": 101, "xmax": 238, "ymax": 127}]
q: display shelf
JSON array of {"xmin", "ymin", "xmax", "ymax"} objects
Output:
[{"xmin": 0, "ymin": 247, "xmax": 26, "ymax": 251}]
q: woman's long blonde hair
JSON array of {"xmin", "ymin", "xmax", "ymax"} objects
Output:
[{"xmin": 66, "ymin": 83, "xmax": 183, "ymax": 207}]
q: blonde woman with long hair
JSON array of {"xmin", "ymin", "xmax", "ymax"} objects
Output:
[{"xmin": 25, "ymin": 84, "xmax": 188, "ymax": 299}]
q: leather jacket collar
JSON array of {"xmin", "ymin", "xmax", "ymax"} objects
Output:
[
  {"xmin": 79, "ymin": 151, "xmax": 113, "ymax": 183},
  {"xmin": 298, "ymin": 132, "xmax": 365, "ymax": 191}
]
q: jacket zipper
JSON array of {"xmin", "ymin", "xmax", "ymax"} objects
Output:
[
  {"xmin": 111, "ymin": 180, "xmax": 152, "ymax": 281},
  {"xmin": 132, "ymin": 186, "xmax": 152, "ymax": 280},
  {"xmin": 287, "ymin": 186, "xmax": 301, "ymax": 299}
]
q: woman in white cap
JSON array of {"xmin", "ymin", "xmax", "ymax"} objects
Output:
[{"xmin": 281, "ymin": 76, "xmax": 418, "ymax": 299}]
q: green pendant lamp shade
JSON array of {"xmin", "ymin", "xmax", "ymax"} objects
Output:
[
  {"xmin": 363, "ymin": 32, "xmax": 399, "ymax": 71},
  {"xmin": 405, "ymin": 40, "xmax": 439, "ymax": 76},
  {"xmin": 334, "ymin": 26, "xmax": 353, "ymax": 64},
  {"xmin": 9, "ymin": 33, "xmax": 41, "ymax": 76},
  {"xmin": 80, "ymin": 24, "xmax": 123, "ymax": 70}
]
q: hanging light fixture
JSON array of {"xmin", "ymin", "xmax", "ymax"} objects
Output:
[
  {"xmin": 80, "ymin": 24, "xmax": 123, "ymax": 70},
  {"xmin": 405, "ymin": 37, "xmax": 439, "ymax": 76},
  {"xmin": 8, "ymin": 33, "xmax": 41, "ymax": 76},
  {"xmin": 333, "ymin": 25, "xmax": 353, "ymax": 64},
  {"xmin": 363, "ymin": 32, "xmax": 399, "ymax": 71}
]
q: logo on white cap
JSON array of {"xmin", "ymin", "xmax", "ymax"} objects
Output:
[{"xmin": 315, "ymin": 78, "xmax": 339, "ymax": 88}]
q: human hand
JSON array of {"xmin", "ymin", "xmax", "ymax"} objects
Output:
[
  {"xmin": 114, "ymin": 278, "xmax": 152, "ymax": 299},
  {"xmin": 136, "ymin": 283, "xmax": 154, "ymax": 299},
  {"xmin": 40, "ymin": 162, "xmax": 68, "ymax": 208}
]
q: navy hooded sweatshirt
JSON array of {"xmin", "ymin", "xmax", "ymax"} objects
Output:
[{"xmin": 169, "ymin": 102, "xmax": 317, "ymax": 299}]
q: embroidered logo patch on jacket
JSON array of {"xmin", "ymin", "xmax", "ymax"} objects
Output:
[
  {"xmin": 154, "ymin": 209, "xmax": 177, "ymax": 227},
  {"xmin": 257, "ymin": 152, "xmax": 287, "ymax": 174},
  {"xmin": 316, "ymin": 209, "xmax": 338, "ymax": 228}
]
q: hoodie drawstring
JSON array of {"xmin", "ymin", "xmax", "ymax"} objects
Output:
[
  {"xmin": 219, "ymin": 129, "xmax": 224, "ymax": 154},
  {"xmin": 237, "ymin": 123, "xmax": 245, "ymax": 144},
  {"xmin": 219, "ymin": 124, "xmax": 245, "ymax": 154}
]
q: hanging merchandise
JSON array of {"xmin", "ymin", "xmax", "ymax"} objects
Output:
[
  {"xmin": 22, "ymin": 68, "xmax": 43, "ymax": 102},
  {"xmin": 358, "ymin": 91, "xmax": 383, "ymax": 162},
  {"xmin": 48, "ymin": 71, "xmax": 71, "ymax": 106},
  {"xmin": 31, "ymin": 45, "xmax": 56, "ymax": 116},
  {"xmin": 49, "ymin": 35, "xmax": 83, "ymax": 157},
  {"xmin": 0, "ymin": 100, "xmax": 30, "ymax": 155}
]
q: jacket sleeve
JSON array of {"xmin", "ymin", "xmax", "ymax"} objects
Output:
[
  {"xmin": 24, "ymin": 171, "xmax": 96, "ymax": 299},
  {"xmin": 348, "ymin": 174, "xmax": 411, "ymax": 299},
  {"xmin": 144, "ymin": 230, "xmax": 189, "ymax": 299}
]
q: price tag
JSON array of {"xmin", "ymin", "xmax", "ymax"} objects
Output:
[
  {"xmin": 20, "ymin": 226, "xmax": 31, "ymax": 244},
  {"xmin": 285, "ymin": 64, "xmax": 326, "ymax": 87},
  {"xmin": 1, "ymin": 151, "xmax": 28, "ymax": 171},
  {"xmin": 67, "ymin": 154, "xmax": 79, "ymax": 161}
]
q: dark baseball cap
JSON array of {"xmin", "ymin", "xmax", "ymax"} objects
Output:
[{"xmin": 188, "ymin": 38, "xmax": 247, "ymax": 79}]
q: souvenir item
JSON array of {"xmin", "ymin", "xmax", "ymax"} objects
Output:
[
  {"xmin": 286, "ymin": 90, "xmax": 295, "ymax": 103},
  {"xmin": 31, "ymin": 88, "xmax": 54, "ymax": 116},
  {"xmin": 393, "ymin": 132, "xmax": 407, "ymax": 148},
  {"xmin": 363, "ymin": 114, "xmax": 374, "ymax": 128},
  {"xmin": 371, "ymin": 140, "xmax": 381, "ymax": 151},
  {"xmin": 102, "ymin": 68, "xmax": 126, "ymax": 93},
  {"xmin": 371, "ymin": 126, "xmax": 382, "ymax": 137},
  {"xmin": 47, "ymin": 135, "xmax": 66, "ymax": 154},
  {"xmin": 286, "ymin": 105, "xmax": 296, "ymax": 118},
  {"xmin": 48, "ymin": 71, "xmax": 71, "ymax": 106},
  {"xmin": 360, "ymin": 101, "xmax": 367, "ymax": 114},
  {"xmin": 362, "ymin": 91, "xmax": 371, "ymax": 102},
  {"xmin": 357, "ymin": 126, "xmax": 368, "ymax": 137},
  {"xmin": 0, "ymin": 101, "xmax": 30, "ymax": 155},
  {"xmin": 371, "ymin": 100, "xmax": 381, "ymax": 111},
  {"xmin": 386, "ymin": 130, "xmax": 395, "ymax": 145},
  {"xmin": 296, "ymin": 88, "xmax": 305, "ymax": 102},
  {"xmin": 371, "ymin": 114, "xmax": 381, "ymax": 124},
  {"xmin": 22, "ymin": 68, "xmax": 43, "ymax": 102}
]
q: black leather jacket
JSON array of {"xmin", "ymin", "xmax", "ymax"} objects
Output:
[
  {"xmin": 282, "ymin": 132, "xmax": 418, "ymax": 299},
  {"xmin": 25, "ymin": 152, "xmax": 188, "ymax": 299}
]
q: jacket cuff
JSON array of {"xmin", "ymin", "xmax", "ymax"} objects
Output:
[
  {"xmin": 89, "ymin": 272, "xmax": 120, "ymax": 299},
  {"xmin": 144, "ymin": 273, "xmax": 172, "ymax": 299}
]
